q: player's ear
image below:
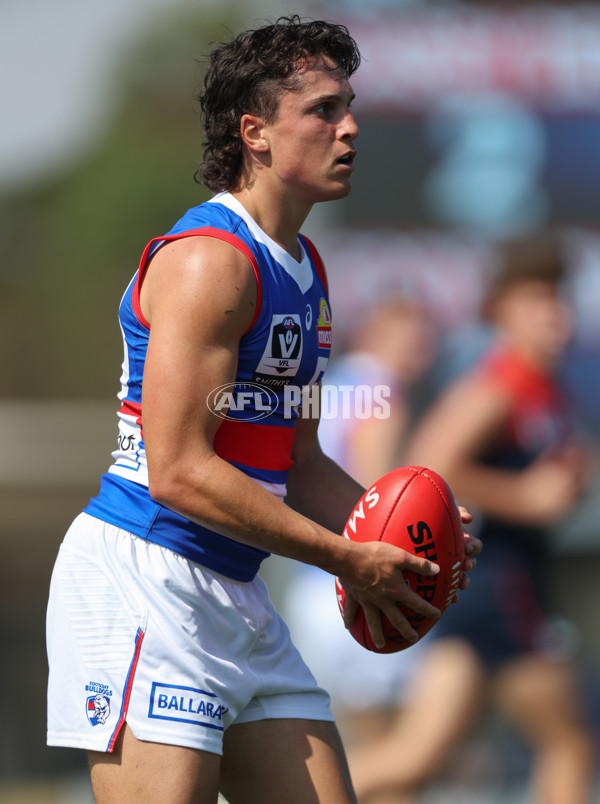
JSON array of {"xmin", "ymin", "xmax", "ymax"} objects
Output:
[{"xmin": 240, "ymin": 114, "xmax": 269, "ymax": 153}]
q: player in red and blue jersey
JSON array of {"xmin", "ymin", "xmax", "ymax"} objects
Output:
[
  {"xmin": 84, "ymin": 191, "xmax": 333, "ymax": 581},
  {"xmin": 349, "ymin": 237, "xmax": 595, "ymax": 804},
  {"xmin": 46, "ymin": 16, "xmax": 480, "ymax": 804}
]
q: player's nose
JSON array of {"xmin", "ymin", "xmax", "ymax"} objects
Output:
[{"xmin": 340, "ymin": 108, "xmax": 359, "ymax": 142}]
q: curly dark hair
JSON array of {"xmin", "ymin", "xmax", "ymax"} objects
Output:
[{"xmin": 195, "ymin": 15, "xmax": 361, "ymax": 193}]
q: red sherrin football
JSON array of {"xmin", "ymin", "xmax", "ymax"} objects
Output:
[{"xmin": 336, "ymin": 465, "xmax": 465, "ymax": 654}]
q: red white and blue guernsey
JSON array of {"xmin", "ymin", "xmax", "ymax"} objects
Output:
[{"xmin": 85, "ymin": 192, "xmax": 332, "ymax": 582}]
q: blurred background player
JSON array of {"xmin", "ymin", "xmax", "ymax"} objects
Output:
[
  {"xmin": 282, "ymin": 297, "xmax": 439, "ymax": 746},
  {"xmin": 348, "ymin": 235, "xmax": 597, "ymax": 804},
  {"xmin": 318, "ymin": 298, "xmax": 437, "ymax": 486}
]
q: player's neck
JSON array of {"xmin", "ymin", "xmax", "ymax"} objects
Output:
[{"xmin": 231, "ymin": 185, "xmax": 311, "ymax": 262}]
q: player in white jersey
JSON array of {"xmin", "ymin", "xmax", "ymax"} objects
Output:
[{"xmin": 46, "ymin": 16, "xmax": 480, "ymax": 804}]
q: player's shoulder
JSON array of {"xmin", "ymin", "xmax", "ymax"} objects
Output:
[
  {"xmin": 476, "ymin": 344, "xmax": 548, "ymax": 405},
  {"xmin": 140, "ymin": 232, "xmax": 258, "ymax": 333},
  {"xmin": 157, "ymin": 231, "xmax": 251, "ymax": 264},
  {"xmin": 149, "ymin": 231, "xmax": 256, "ymax": 287}
]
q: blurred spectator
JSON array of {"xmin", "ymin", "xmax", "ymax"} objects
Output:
[
  {"xmin": 348, "ymin": 235, "xmax": 597, "ymax": 804},
  {"xmin": 282, "ymin": 297, "xmax": 437, "ymax": 745},
  {"xmin": 319, "ymin": 298, "xmax": 437, "ymax": 486}
]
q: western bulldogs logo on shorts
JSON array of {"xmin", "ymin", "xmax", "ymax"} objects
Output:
[
  {"xmin": 85, "ymin": 680, "xmax": 113, "ymax": 726},
  {"xmin": 86, "ymin": 693, "xmax": 111, "ymax": 726}
]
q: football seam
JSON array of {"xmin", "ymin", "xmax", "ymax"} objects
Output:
[
  {"xmin": 366, "ymin": 470, "xmax": 420, "ymax": 651},
  {"xmin": 420, "ymin": 471, "xmax": 465, "ymax": 605},
  {"xmin": 380, "ymin": 467, "xmax": 419, "ymax": 541},
  {"xmin": 345, "ymin": 466, "xmax": 463, "ymax": 652},
  {"xmin": 419, "ymin": 469, "xmax": 463, "ymax": 556}
]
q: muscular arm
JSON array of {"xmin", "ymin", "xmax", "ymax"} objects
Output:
[
  {"xmin": 285, "ymin": 412, "xmax": 365, "ymax": 534},
  {"xmin": 406, "ymin": 373, "xmax": 584, "ymax": 526},
  {"xmin": 139, "ymin": 236, "xmax": 440, "ymax": 646},
  {"xmin": 287, "ymin": 395, "xmax": 478, "ymax": 619},
  {"xmin": 141, "ymin": 236, "xmax": 333, "ymax": 566}
]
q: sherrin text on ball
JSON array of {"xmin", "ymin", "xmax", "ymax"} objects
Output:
[{"xmin": 336, "ymin": 466, "xmax": 465, "ymax": 653}]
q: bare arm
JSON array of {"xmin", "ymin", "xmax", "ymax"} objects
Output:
[
  {"xmin": 285, "ymin": 412, "xmax": 365, "ymax": 533},
  {"xmin": 287, "ymin": 392, "xmax": 479, "ymax": 625},
  {"xmin": 345, "ymin": 403, "xmax": 409, "ymax": 488},
  {"xmin": 139, "ymin": 236, "xmax": 441, "ymax": 647},
  {"xmin": 407, "ymin": 372, "xmax": 586, "ymax": 526}
]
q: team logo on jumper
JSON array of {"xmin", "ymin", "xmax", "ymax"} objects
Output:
[
  {"xmin": 148, "ymin": 682, "xmax": 229, "ymax": 731},
  {"xmin": 305, "ymin": 303, "xmax": 313, "ymax": 330},
  {"xmin": 252, "ymin": 314, "xmax": 303, "ymax": 388},
  {"xmin": 86, "ymin": 694, "xmax": 111, "ymax": 726},
  {"xmin": 316, "ymin": 298, "xmax": 332, "ymax": 350}
]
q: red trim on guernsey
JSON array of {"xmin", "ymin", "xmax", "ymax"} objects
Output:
[
  {"xmin": 107, "ymin": 626, "xmax": 145, "ymax": 752},
  {"xmin": 118, "ymin": 399, "xmax": 143, "ymax": 426},
  {"xmin": 131, "ymin": 227, "xmax": 263, "ymax": 334},
  {"xmin": 301, "ymin": 235, "xmax": 328, "ymax": 294},
  {"xmin": 213, "ymin": 420, "xmax": 295, "ymax": 471}
]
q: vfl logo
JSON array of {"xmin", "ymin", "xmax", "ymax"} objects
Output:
[
  {"xmin": 275, "ymin": 316, "xmax": 301, "ymax": 365},
  {"xmin": 206, "ymin": 382, "xmax": 279, "ymax": 421},
  {"xmin": 253, "ymin": 314, "xmax": 303, "ymax": 382},
  {"xmin": 86, "ymin": 694, "xmax": 111, "ymax": 726}
]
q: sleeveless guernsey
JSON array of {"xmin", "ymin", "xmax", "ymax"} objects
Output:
[{"xmin": 85, "ymin": 192, "xmax": 332, "ymax": 581}]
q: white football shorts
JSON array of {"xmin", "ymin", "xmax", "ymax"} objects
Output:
[{"xmin": 46, "ymin": 513, "xmax": 333, "ymax": 755}]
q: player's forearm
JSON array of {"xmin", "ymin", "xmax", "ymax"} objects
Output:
[
  {"xmin": 285, "ymin": 448, "xmax": 365, "ymax": 534},
  {"xmin": 441, "ymin": 462, "xmax": 551, "ymax": 525},
  {"xmin": 148, "ymin": 450, "xmax": 358, "ymax": 573}
]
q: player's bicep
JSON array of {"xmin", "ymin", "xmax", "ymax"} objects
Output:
[{"xmin": 140, "ymin": 237, "xmax": 257, "ymax": 469}]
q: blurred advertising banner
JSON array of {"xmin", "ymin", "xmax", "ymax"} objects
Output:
[
  {"xmin": 316, "ymin": 4, "xmax": 600, "ymax": 232},
  {"xmin": 349, "ymin": 6, "xmax": 600, "ymax": 113}
]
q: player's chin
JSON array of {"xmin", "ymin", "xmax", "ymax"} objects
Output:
[
  {"xmin": 324, "ymin": 181, "xmax": 353, "ymax": 201},
  {"xmin": 321, "ymin": 172, "xmax": 354, "ymax": 199}
]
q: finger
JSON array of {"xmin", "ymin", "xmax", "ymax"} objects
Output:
[
  {"xmin": 397, "ymin": 550, "xmax": 440, "ymax": 578},
  {"xmin": 463, "ymin": 556, "xmax": 477, "ymax": 573},
  {"xmin": 459, "ymin": 505, "xmax": 473, "ymax": 524},
  {"xmin": 362, "ymin": 605, "xmax": 387, "ymax": 649},
  {"xmin": 464, "ymin": 535, "xmax": 483, "ymax": 556},
  {"xmin": 342, "ymin": 594, "xmax": 360, "ymax": 630},
  {"xmin": 394, "ymin": 583, "xmax": 441, "ymax": 619},
  {"xmin": 363, "ymin": 603, "xmax": 418, "ymax": 650},
  {"xmin": 459, "ymin": 572, "xmax": 471, "ymax": 592}
]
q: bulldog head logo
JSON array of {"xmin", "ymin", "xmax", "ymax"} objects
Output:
[{"xmin": 86, "ymin": 693, "xmax": 110, "ymax": 726}]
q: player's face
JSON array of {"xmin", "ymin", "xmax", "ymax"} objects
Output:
[
  {"xmin": 496, "ymin": 281, "xmax": 573, "ymax": 368},
  {"xmin": 261, "ymin": 56, "xmax": 359, "ymax": 204}
]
